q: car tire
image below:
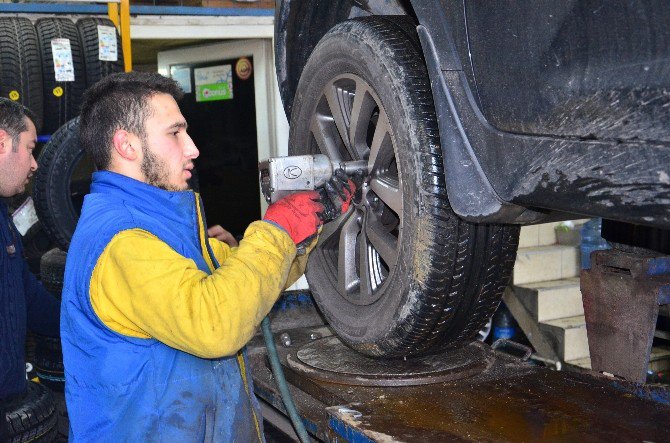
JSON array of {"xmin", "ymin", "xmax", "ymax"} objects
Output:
[
  {"xmin": 34, "ymin": 335, "xmax": 65, "ymax": 394},
  {"xmin": 39, "ymin": 248, "xmax": 66, "ymax": 298},
  {"xmin": 76, "ymin": 17, "xmax": 124, "ymax": 88},
  {"xmin": 0, "ymin": 17, "xmax": 44, "ymax": 132},
  {"xmin": 33, "ymin": 118, "xmax": 91, "ymax": 251},
  {"xmin": 3, "ymin": 381, "xmax": 57, "ymax": 443},
  {"xmin": 35, "ymin": 18, "xmax": 85, "ymax": 135},
  {"xmin": 34, "ymin": 248, "xmax": 66, "ymax": 393},
  {"xmin": 289, "ymin": 16, "xmax": 519, "ymax": 357},
  {"xmin": 51, "ymin": 392, "xmax": 69, "ymax": 443}
]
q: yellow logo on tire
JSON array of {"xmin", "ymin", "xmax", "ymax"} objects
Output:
[
  {"xmin": 53, "ymin": 87, "xmax": 64, "ymax": 97},
  {"xmin": 8, "ymin": 90, "xmax": 19, "ymax": 101}
]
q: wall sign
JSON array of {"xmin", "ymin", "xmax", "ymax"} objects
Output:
[{"xmin": 194, "ymin": 64, "xmax": 233, "ymax": 102}]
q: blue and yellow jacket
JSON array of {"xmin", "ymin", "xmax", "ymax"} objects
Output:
[{"xmin": 61, "ymin": 171, "xmax": 309, "ymax": 442}]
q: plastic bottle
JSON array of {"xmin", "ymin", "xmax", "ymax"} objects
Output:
[
  {"xmin": 492, "ymin": 303, "xmax": 517, "ymax": 341},
  {"xmin": 580, "ymin": 218, "xmax": 610, "ymax": 269}
]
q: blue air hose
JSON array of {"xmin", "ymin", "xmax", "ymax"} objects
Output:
[{"xmin": 260, "ymin": 316, "xmax": 311, "ymax": 443}]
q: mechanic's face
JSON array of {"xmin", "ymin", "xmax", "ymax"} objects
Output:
[
  {"xmin": 139, "ymin": 93, "xmax": 199, "ymax": 191},
  {"xmin": 0, "ymin": 117, "xmax": 38, "ymax": 197}
]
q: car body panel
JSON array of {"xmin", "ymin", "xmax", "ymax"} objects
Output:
[
  {"xmin": 275, "ymin": 0, "xmax": 670, "ymax": 228},
  {"xmin": 466, "ymin": 1, "xmax": 670, "ymax": 143}
]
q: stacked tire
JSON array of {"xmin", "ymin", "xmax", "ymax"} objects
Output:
[
  {"xmin": 3, "ymin": 382, "xmax": 58, "ymax": 443},
  {"xmin": 0, "ymin": 17, "xmax": 43, "ymax": 131},
  {"xmin": 77, "ymin": 18, "xmax": 125, "ymax": 88},
  {"xmin": 35, "ymin": 249, "xmax": 66, "ymax": 393},
  {"xmin": 0, "ymin": 16, "xmax": 123, "ymax": 136},
  {"xmin": 32, "ymin": 119, "xmax": 83, "ymax": 251},
  {"xmin": 29, "ymin": 248, "xmax": 69, "ymax": 441},
  {"xmin": 35, "ymin": 18, "xmax": 86, "ymax": 135},
  {"xmin": 33, "ymin": 17, "xmax": 124, "ymax": 249}
]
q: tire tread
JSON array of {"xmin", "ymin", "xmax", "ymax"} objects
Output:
[{"xmin": 0, "ymin": 17, "xmax": 44, "ymax": 131}]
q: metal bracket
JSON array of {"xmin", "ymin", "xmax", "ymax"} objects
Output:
[{"xmin": 581, "ymin": 249, "xmax": 670, "ymax": 383}]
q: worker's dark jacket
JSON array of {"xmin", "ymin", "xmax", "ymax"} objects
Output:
[
  {"xmin": 61, "ymin": 172, "xmax": 307, "ymax": 442},
  {"xmin": 0, "ymin": 200, "xmax": 60, "ymax": 400}
]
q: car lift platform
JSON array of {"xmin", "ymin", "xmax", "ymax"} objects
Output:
[{"xmin": 249, "ymin": 319, "xmax": 670, "ymax": 442}]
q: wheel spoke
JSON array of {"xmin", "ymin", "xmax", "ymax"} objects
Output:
[
  {"xmin": 324, "ymin": 81, "xmax": 354, "ymax": 157},
  {"xmin": 369, "ymin": 176, "xmax": 402, "ymax": 215},
  {"xmin": 349, "ymin": 79, "xmax": 376, "ymax": 158},
  {"xmin": 337, "ymin": 211, "xmax": 361, "ymax": 294},
  {"xmin": 310, "ymin": 115, "xmax": 343, "ymax": 161},
  {"xmin": 318, "ymin": 209, "xmax": 354, "ymax": 246},
  {"xmin": 365, "ymin": 215, "xmax": 398, "ymax": 266},
  {"xmin": 358, "ymin": 220, "xmax": 373, "ymax": 297},
  {"xmin": 367, "ymin": 107, "xmax": 391, "ymax": 173}
]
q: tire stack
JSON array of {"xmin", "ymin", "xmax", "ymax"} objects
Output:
[
  {"xmin": 0, "ymin": 17, "xmax": 43, "ymax": 131},
  {"xmin": 32, "ymin": 248, "xmax": 69, "ymax": 442},
  {"xmin": 36, "ymin": 249, "xmax": 66, "ymax": 393},
  {"xmin": 32, "ymin": 16, "xmax": 125, "ymax": 251},
  {"xmin": 0, "ymin": 16, "xmax": 123, "ymax": 135}
]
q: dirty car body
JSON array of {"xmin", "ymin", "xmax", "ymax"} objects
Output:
[{"xmin": 275, "ymin": 0, "xmax": 670, "ymax": 229}]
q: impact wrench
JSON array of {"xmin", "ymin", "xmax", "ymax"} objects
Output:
[{"xmin": 259, "ymin": 154, "xmax": 368, "ymax": 221}]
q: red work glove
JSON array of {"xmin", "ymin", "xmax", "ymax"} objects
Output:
[{"xmin": 264, "ymin": 191, "xmax": 325, "ymax": 245}]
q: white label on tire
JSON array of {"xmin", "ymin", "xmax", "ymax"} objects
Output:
[
  {"xmin": 12, "ymin": 197, "xmax": 38, "ymax": 236},
  {"xmin": 51, "ymin": 38, "xmax": 75, "ymax": 82},
  {"xmin": 97, "ymin": 25, "xmax": 118, "ymax": 62}
]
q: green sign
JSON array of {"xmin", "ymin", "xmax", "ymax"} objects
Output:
[{"xmin": 196, "ymin": 82, "xmax": 232, "ymax": 102}]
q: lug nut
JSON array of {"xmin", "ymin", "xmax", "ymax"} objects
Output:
[{"xmin": 279, "ymin": 333, "xmax": 292, "ymax": 347}]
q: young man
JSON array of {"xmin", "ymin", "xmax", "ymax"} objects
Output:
[
  {"xmin": 61, "ymin": 72, "xmax": 354, "ymax": 441},
  {"xmin": 0, "ymin": 99, "xmax": 60, "ymax": 400}
]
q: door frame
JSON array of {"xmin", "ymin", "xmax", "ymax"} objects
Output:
[{"xmin": 157, "ymin": 39, "xmax": 289, "ymax": 213}]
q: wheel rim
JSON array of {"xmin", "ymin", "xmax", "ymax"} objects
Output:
[{"xmin": 307, "ymin": 74, "xmax": 403, "ymax": 306}]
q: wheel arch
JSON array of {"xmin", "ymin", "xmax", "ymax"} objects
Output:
[
  {"xmin": 274, "ymin": 0, "xmax": 531, "ymax": 224},
  {"xmin": 275, "ymin": 0, "xmax": 442, "ymax": 118}
]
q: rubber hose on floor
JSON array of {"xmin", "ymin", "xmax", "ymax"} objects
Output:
[{"xmin": 261, "ymin": 316, "xmax": 311, "ymax": 443}]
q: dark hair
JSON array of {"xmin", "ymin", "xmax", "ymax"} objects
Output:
[
  {"xmin": 79, "ymin": 71, "xmax": 183, "ymax": 170},
  {"xmin": 0, "ymin": 98, "xmax": 37, "ymax": 149}
]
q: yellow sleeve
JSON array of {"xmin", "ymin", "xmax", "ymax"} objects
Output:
[
  {"xmin": 207, "ymin": 233, "xmax": 315, "ymax": 290},
  {"xmin": 207, "ymin": 237, "xmax": 234, "ymax": 264},
  {"xmin": 283, "ymin": 238, "xmax": 317, "ymax": 289},
  {"xmin": 90, "ymin": 221, "xmax": 296, "ymax": 358}
]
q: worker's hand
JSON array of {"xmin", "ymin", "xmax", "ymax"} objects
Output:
[
  {"xmin": 323, "ymin": 169, "xmax": 359, "ymax": 215},
  {"xmin": 263, "ymin": 191, "xmax": 325, "ymax": 245},
  {"xmin": 207, "ymin": 225, "xmax": 238, "ymax": 247}
]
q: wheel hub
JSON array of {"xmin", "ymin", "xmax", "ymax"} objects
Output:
[{"xmin": 308, "ymin": 73, "xmax": 403, "ymax": 306}]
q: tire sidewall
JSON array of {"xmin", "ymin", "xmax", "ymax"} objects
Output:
[{"xmin": 34, "ymin": 119, "xmax": 83, "ymax": 250}]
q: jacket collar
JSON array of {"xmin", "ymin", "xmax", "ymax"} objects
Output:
[{"xmin": 89, "ymin": 171, "xmax": 197, "ymax": 226}]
